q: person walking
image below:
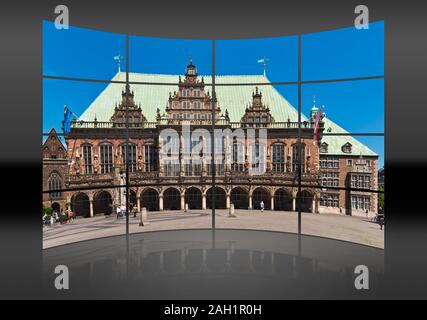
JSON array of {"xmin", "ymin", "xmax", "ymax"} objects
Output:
[
  {"xmin": 67, "ymin": 207, "xmax": 73, "ymax": 222},
  {"xmin": 260, "ymin": 200, "xmax": 264, "ymax": 213},
  {"xmin": 378, "ymin": 207, "xmax": 384, "ymax": 230},
  {"xmin": 53, "ymin": 210, "xmax": 59, "ymax": 223},
  {"xmin": 132, "ymin": 204, "xmax": 138, "ymax": 218}
]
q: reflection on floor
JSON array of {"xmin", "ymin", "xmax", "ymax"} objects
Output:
[{"xmin": 43, "ymin": 229, "xmax": 384, "ymax": 299}]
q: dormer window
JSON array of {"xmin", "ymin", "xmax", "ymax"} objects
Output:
[
  {"xmin": 319, "ymin": 142, "xmax": 328, "ymax": 153},
  {"xmin": 342, "ymin": 142, "xmax": 352, "ymax": 154}
]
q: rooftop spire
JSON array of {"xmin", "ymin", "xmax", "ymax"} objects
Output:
[
  {"xmin": 113, "ymin": 52, "xmax": 124, "ymax": 73},
  {"xmin": 311, "ymin": 95, "xmax": 319, "ymax": 112},
  {"xmin": 257, "ymin": 56, "xmax": 269, "ymax": 77},
  {"xmin": 185, "ymin": 57, "xmax": 197, "ymax": 77}
]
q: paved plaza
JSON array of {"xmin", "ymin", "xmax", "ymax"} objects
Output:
[{"xmin": 43, "ymin": 210, "xmax": 384, "ymax": 249}]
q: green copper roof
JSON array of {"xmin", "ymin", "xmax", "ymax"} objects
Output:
[
  {"xmin": 79, "ymin": 72, "xmax": 377, "ymax": 157},
  {"xmin": 321, "ymin": 117, "xmax": 377, "ymax": 156},
  {"xmin": 80, "ymin": 72, "xmax": 303, "ymax": 123}
]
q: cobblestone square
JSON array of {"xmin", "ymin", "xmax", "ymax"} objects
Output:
[{"xmin": 43, "ymin": 209, "xmax": 384, "ymax": 249}]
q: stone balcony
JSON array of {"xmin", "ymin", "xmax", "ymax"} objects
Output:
[
  {"xmin": 66, "ymin": 169, "xmax": 320, "ymax": 189},
  {"xmin": 69, "ymin": 119, "xmax": 318, "ymax": 130}
]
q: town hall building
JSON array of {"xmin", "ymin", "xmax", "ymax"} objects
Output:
[{"xmin": 42, "ymin": 59, "xmax": 378, "ymax": 218}]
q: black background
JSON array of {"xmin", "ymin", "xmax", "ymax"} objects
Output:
[{"xmin": 1, "ymin": 0, "xmax": 426, "ymax": 300}]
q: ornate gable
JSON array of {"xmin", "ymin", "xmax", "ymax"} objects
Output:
[
  {"xmin": 164, "ymin": 58, "xmax": 221, "ymax": 123},
  {"xmin": 110, "ymin": 84, "xmax": 147, "ymax": 125},
  {"xmin": 43, "ymin": 128, "xmax": 67, "ymax": 159},
  {"xmin": 240, "ymin": 87, "xmax": 274, "ymax": 125}
]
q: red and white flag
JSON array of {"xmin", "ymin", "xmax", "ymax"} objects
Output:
[{"xmin": 313, "ymin": 108, "xmax": 324, "ymax": 145}]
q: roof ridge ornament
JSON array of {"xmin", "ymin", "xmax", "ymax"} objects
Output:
[
  {"xmin": 257, "ymin": 56, "xmax": 269, "ymax": 77},
  {"xmin": 113, "ymin": 52, "xmax": 124, "ymax": 73}
]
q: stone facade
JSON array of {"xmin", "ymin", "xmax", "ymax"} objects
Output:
[
  {"xmin": 42, "ymin": 129, "xmax": 68, "ymax": 213},
  {"xmin": 318, "ymin": 155, "xmax": 378, "ymax": 217}
]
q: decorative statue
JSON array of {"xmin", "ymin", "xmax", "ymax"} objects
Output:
[
  {"xmin": 156, "ymin": 108, "xmax": 161, "ymax": 121},
  {"xmin": 138, "ymin": 154, "xmax": 143, "ymax": 171},
  {"xmin": 116, "ymin": 149, "xmax": 123, "ymax": 168},
  {"xmin": 225, "ymin": 109, "xmax": 230, "ymax": 122},
  {"xmin": 93, "ymin": 154, "xmax": 99, "ymax": 173},
  {"xmin": 74, "ymin": 158, "xmax": 81, "ymax": 175}
]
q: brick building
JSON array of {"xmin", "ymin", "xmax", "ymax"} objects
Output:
[
  {"xmin": 43, "ymin": 60, "xmax": 378, "ymax": 218},
  {"xmin": 42, "ymin": 128, "xmax": 68, "ymax": 213}
]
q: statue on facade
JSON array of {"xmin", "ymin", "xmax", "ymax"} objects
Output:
[
  {"xmin": 138, "ymin": 154, "xmax": 143, "ymax": 172},
  {"xmin": 116, "ymin": 148, "xmax": 123, "ymax": 169},
  {"xmin": 156, "ymin": 108, "xmax": 161, "ymax": 121},
  {"xmin": 74, "ymin": 157, "xmax": 81, "ymax": 175},
  {"xmin": 93, "ymin": 154, "xmax": 99, "ymax": 173}
]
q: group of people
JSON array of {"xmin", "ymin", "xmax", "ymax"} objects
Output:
[
  {"xmin": 116, "ymin": 203, "xmax": 139, "ymax": 219},
  {"xmin": 43, "ymin": 207, "xmax": 75, "ymax": 225}
]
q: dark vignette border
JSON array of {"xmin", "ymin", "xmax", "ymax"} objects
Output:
[{"xmin": 1, "ymin": 0, "xmax": 427, "ymax": 299}]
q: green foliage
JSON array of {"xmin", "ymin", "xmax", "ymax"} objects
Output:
[
  {"xmin": 43, "ymin": 206, "xmax": 53, "ymax": 216},
  {"xmin": 377, "ymin": 185, "xmax": 385, "ymax": 209},
  {"xmin": 60, "ymin": 211, "xmax": 68, "ymax": 222}
]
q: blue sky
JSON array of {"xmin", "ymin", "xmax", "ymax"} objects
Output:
[{"xmin": 43, "ymin": 20, "xmax": 384, "ymax": 167}]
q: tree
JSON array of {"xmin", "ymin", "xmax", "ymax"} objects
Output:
[
  {"xmin": 377, "ymin": 185, "xmax": 385, "ymax": 210},
  {"xmin": 43, "ymin": 206, "xmax": 53, "ymax": 216}
]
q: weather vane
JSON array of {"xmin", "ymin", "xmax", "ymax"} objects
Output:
[
  {"xmin": 114, "ymin": 52, "xmax": 124, "ymax": 73},
  {"xmin": 257, "ymin": 56, "xmax": 269, "ymax": 77}
]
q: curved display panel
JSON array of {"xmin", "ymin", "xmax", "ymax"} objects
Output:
[{"xmin": 42, "ymin": 21, "xmax": 384, "ymax": 252}]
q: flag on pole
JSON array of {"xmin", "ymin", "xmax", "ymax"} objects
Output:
[
  {"xmin": 62, "ymin": 105, "xmax": 72, "ymax": 134},
  {"xmin": 314, "ymin": 107, "xmax": 324, "ymax": 145},
  {"xmin": 257, "ymin": 57, "xmax": 269, "ymax": 77}
]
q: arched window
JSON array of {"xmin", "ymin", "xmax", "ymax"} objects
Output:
[
  {"xmin": 48, "ymin": 172, "xmax": 62, "ymax": 199},
  {"xmin": 82, "ymin": 144, "xmax": 93, "ymax": 174},
  {"xmin": 100, "ymin": 143, "xmax": 113, "ymax": 173},
  {"xmin": 144, "ymin": 144, "xmax": 158, "ymax": 172},
  {"xmin": 292, "ymin": 143, "xmax": 306, "ymax": 173},
  {"xmin": 249, "ymin": 143, "xmax": 266, "ymax": 174},
  {"xmin": 232, "ymin": 142, "xmax": 245, "ymax": 172},
  {"xmin": 272, "ymin": 143, "xmax": 286, "ymax": 172},
  {"xmin": 183, "ymin": 101, "xmax": 191, "ymax": 109},
  {"xmin": 121, "ymin": 143, "xmax": 137, "ymax": 172}
]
